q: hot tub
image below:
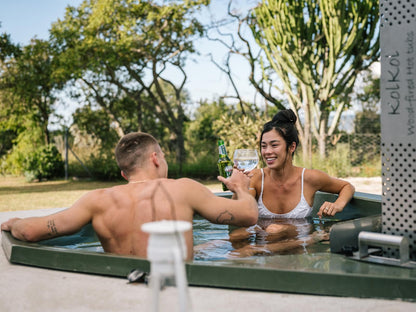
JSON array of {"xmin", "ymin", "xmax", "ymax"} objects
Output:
[{"xmin": 2, "ymin": 192, "xmax": 415, "ymax": 301}]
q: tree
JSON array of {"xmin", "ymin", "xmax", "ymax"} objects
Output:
[
  {"xmin": 50, "ymin": 0, "xmax": 209, "ymax": 169},
  {"xmin": 213, "ymin": 0, "xmax": 379, "ymax": 162},
  {"xmin": 354, "ymin": 70, "xmax": 380, "ymax": 134},
  {"xmin": 0, "ymin": 30, "xmax": 21, "ymax": 61},
  {"xmin": 0, "ymin": 39, "xmax": 59, "ymax": 145},
  {"xmin": 185, "ymin": 98, "xmax": 230, "ymax": 161},
  {"xmin": 0, "ymin": 30, "xmax": 22, "ymax": 158}
]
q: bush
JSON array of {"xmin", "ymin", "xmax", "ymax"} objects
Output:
[
  {"xmin": 24, "ymin": 145, "xmax": 65, "ymax": 181},
  {"xmin": 294, "ymin": 143, "xmax": 381, "ymax": 178},
  {"xmin": 86, "ymin": 153, "xmax": 122, "ymax": 181},
  {"xmin": 168, "ymin": 156, "xmax": 218, "ymax": 179}
]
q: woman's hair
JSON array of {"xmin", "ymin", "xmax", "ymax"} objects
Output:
[
  {"xmin": 115, "ymin": 132, "xmax": 159, "ymax": 177},
  {"xmin": 260, "ymin": 109, "xmax": 299, "ymax": 155}
]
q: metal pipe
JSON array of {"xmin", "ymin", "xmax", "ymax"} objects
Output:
[{"xmin": 358, "ymin": 231, "xmax": 409, "ymax": 264}]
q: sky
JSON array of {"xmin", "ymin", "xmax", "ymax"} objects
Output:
[{"xmin": 0, "ymin": 0, "xmax": 258, "ymax": 108}]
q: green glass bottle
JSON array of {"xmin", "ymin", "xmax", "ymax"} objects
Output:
[{"xmin": 217, "ymin": 139, "xmax": 233, "ymax": 191}]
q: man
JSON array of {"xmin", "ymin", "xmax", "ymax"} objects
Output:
[{"xmin": 1, "ymin": 132, "xmax": 258, "ymax": 261}]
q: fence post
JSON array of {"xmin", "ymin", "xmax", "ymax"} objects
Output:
[{"xmin": 65, "ymin": 127, "xmax": 68, "ymax": 181}]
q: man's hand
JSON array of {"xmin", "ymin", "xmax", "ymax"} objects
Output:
[
  {"xmin": 217, "ymin": 168, "xmax": 250, "ymax": 193},
  {"xmin": 1, "ymin": 218, "xmax": 21, "ymax": 231}
]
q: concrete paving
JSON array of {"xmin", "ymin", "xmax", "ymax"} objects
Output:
[{"xmin": 1, "ymin": 208, "xmax": 414, "ymax": 312}]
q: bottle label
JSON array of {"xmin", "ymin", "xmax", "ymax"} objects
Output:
[
  {"xmin": 219, "ymin": 145, "xmax": 226, "ymax": 156},
  {"xmin": 224, "ymin": 164, "xmax": 233, "ymax": 178}
]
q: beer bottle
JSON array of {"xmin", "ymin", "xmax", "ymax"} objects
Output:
[{"xmin": 217, "ymin": 139, "xmax": 233, "ymax": 191}]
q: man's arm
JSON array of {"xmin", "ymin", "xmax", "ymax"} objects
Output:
[
  {"xmin": 185, "ymin": 169, "xmax": 258, "ymax": 227},
  {"xmin": 1, "ymin": 190, "xmax": 98, "ymax": 242}
]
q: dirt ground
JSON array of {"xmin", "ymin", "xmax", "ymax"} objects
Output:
[{"xmin": 343, "ymin": 176, "xmax": 381, "ymax": 195}]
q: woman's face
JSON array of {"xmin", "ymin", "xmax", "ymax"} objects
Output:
[{"xmin": 261, "ymin": 129, "xmax": 293, "ymax": 169}]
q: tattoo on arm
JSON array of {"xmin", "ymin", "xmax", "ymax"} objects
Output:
[
  {"xmin": 47, "ymin": 219, "xmax": 58, "ymax": 236},
  {"xmin": 215, "ymin": 211, "xmax": 234, "ymax": 224}
]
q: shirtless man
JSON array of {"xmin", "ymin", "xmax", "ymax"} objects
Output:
[{"xmin": 1, "ymin": 132, "xmax": 258, "ymax": 261}]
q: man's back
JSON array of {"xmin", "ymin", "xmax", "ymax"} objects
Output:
[{"xmin": 89, "ymin": 178, "xmax": 195, "ymax": 260}]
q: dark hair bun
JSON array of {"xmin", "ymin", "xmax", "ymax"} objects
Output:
[{"xmin": 272, "ymin": 109, "xmax": 297, "ymax": 124}]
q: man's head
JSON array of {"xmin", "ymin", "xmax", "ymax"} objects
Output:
[{"xmin": 115, "ymin": 132, "xmax": 166, "ymax": 179}]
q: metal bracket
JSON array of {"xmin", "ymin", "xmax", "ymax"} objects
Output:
[{"xmin": 350, "ymin": 231, "xmax": 416, "ymax": 269}]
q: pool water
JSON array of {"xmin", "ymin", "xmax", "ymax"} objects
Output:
[
  {"xmin": 193, "ymin": 217, "xmax": 335, "ymax": 260},
  {"xmin": 39, "ymin": 217, "xmax": 335, "ymax": 261}
]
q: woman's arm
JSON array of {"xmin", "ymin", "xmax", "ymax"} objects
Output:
[{"xmin": 308, "ymin": 169, "xmax": 355, "ymax": 218}]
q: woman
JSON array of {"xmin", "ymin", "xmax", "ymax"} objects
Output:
[
  {"xmin": 248, "ymin": 109, "xmax": 355, "ymax": 219},
  {"xmin": 219, "ymin": 109, "xmax": 354, "ymax": 258}
]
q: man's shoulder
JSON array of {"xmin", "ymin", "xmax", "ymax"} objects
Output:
[
  {"xmin": 84, "ymin": 185, "xmax": 125, "ymax": 200},
  {"xmin": 163, "ymin": 177, "xmax": 198, "ymax": 187},
  {"xmin": 174, "ymin": 177, "xmax": 195, "ymax": 183},
  {"xmin": 160, "ymin": 178, "xmax": 207, "ymax": 194}
]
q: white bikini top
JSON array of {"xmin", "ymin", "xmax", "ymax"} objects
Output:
[{"xmin": 257, "ymin": 168, "xmax": 313, "ymax": 219}]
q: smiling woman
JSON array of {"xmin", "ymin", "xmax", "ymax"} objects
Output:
[{"xmin": 247, "ymin": 109, "xmax": 356, "ymax": 219}]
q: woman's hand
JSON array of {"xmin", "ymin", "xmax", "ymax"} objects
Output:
[
  {"xmin": 317, "ymin": 202, "xmax": 343, "ymax": 218},
  {"xmin": 234, "ymin": 165, "xmax": 255, "ymax": 178}
]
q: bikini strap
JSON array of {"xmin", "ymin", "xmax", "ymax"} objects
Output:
[
  {"xmin": 260, "ymin": 168, "xmax": 265, "ymax": 196},
  {"xmin": 301, "ymin": 168, "xmax": 305, "ymax": 195}
]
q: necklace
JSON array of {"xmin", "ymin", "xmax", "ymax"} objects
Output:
[{"xmin": 129, "ymin": 180, "xmax": 149, "ymax": 184}]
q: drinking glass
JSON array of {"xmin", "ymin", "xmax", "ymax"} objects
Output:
[{"xmin": 233, "ymin": 149, "xmax": 259, "ymax": 172}]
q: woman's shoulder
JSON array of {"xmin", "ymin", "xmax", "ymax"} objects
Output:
[
  {"xmin": 303, "ymin": 168, "xmax": 334, "ymax": 187},
  {"xmin": 248, "ymin": 168, "xmax": 262, "ymax": 186}
]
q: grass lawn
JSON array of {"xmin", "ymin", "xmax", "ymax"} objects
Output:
[{"xmin": 0, "ymin": 176, "xmax": 222, "ymax": 212}]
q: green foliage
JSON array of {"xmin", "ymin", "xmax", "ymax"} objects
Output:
[
  {"xmin": 185, "ymin": 99, "xmax": 229, "ymax": 162},
  {"xmin": 354, "ymin": 111, "xmax": 380, "ymax": 134},
  {"xmin": 213, "ymin": 111, "xmax": 268, "ymax": 158},
  {"xmin": 239, "ymin": 0, "xmax": 380, "ymax": 158},
  {"xmin": 73, "ymin": 106, "xmax": 121, "ymax": 152},
  {"xmin": 295, "ymin": 140, "xmax": 381, "ymax": 178},
  {"xmin": 184, "ymin": 98, "xmax": 268, "ymax": 174},
  {"xmin": 0, "ymin": 39, "xmax": 59, "ymax": 146},
  {"xmin": 1, "ymin": 126, "xmax": 43, "ymax": 176},
  {"xmin": 168, "ymin": 156, "xmax": 218, "ymax": 179},
  {"xmin": 295, "ymin": 144, "xmax": 351, "ymax": 177},
  {"xmin": 86, "ymin": 152, "xmax": 122, "ymax": 181},
  {"xmin": 354, "ymin": 71, "xmax": 381, "ymax": 134},
  {"xmin": 0, "ymin": 129, "xmax": 18, "ymax": 158},
  {"xmin": 23, "ymin": 145, "xmax": 65, "ymax": 181},
  {"xmin": 1, "ymin": 125, "xmax": 65, "ymax": 181},
  {"xmin": 0, "ymin": 31, "xmax": 21, "ymax": 60},
  {"xmin": 0, "ymin": 0, "xmax": 382, "ymax": 182},
  {"xmin": 50, "ymin": 0, "xmax": 210, "ymax": 166},
  {"xmin": 349, "ymin": 133, "xmax": 381, "ymax": 169},
  {"xmin": 356, "ymin": 72, "xmax": 380, "ymax": 112}
]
